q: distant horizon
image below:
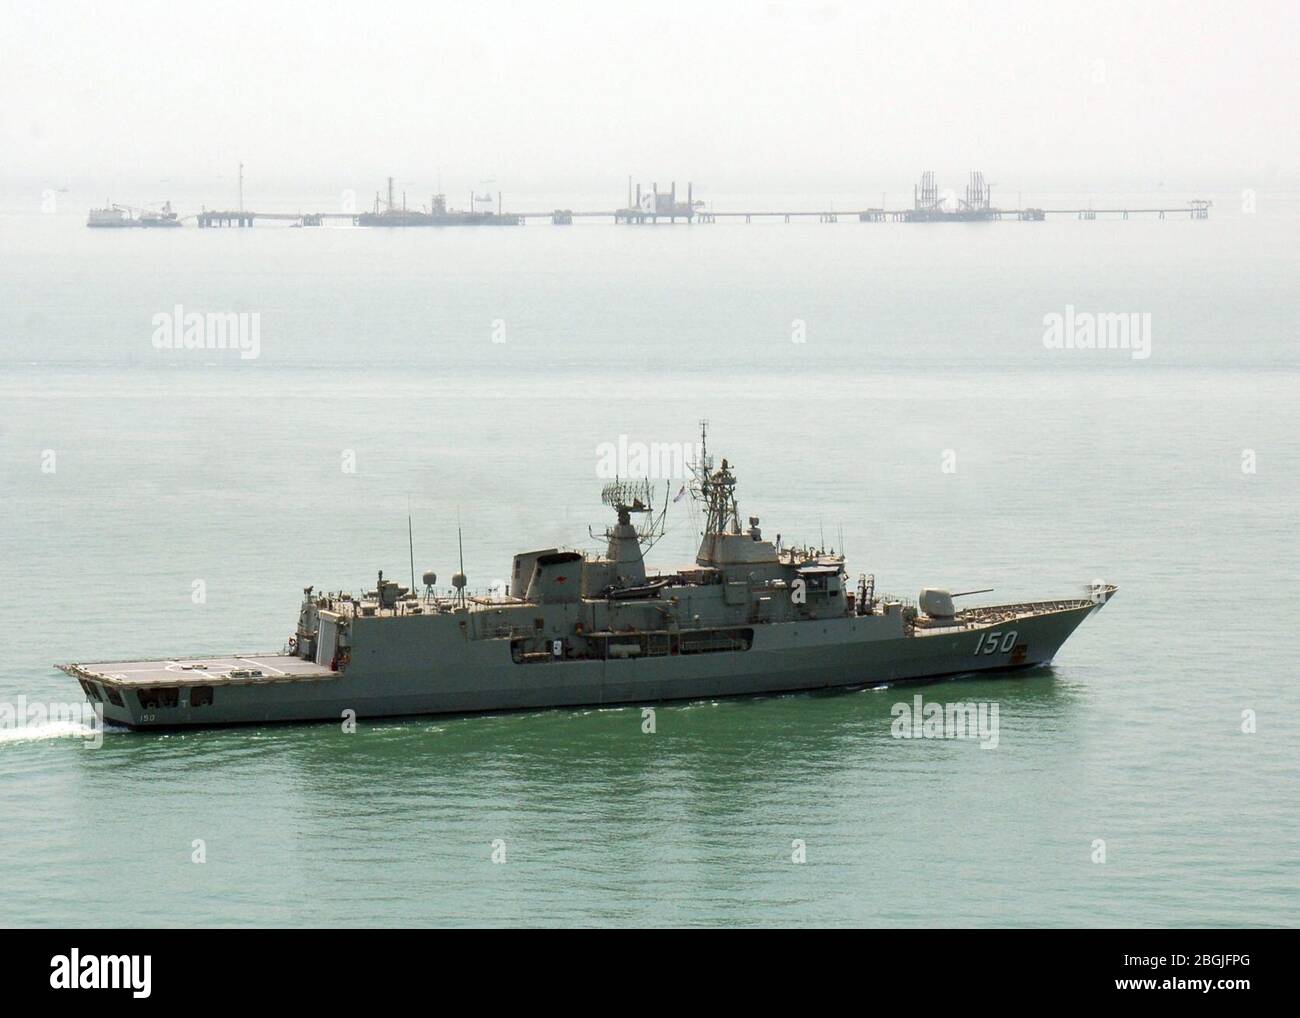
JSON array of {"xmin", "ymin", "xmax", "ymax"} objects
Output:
[
  {"xmin": 0, "ymin": 171, "xmax": 1277, "ymax": 219},
  {"xmin": 5, "ymin": 169, "xmax": 1285, "ymax": 194}
]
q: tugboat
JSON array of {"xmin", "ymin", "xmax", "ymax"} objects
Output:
[{"xmin": 59, "ymin": 429, "xmax": 1115, "ymax": 729}]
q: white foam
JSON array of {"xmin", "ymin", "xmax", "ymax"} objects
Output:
[{"xmin": 0, "ymin": 720, "xmax": 99, "ymax": 745}]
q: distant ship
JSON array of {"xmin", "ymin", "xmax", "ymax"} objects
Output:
[
  {"xmin": 355, "ymin": 177, "xmax": 521, "ymax": 227},
  {"xmin": 59, "ymin": 427, "xmax": 1116, "ymax": 730},
  {"xmin": 86, "ymin": 204, "xmax": 133, "ymax": 228},
  {"xmin": 86, "ymin": 201, "xmax": 181, "ymax": 228},
  {"xmin": 137, "ymin": 201, "xmax": 181, "ymax": 227}
]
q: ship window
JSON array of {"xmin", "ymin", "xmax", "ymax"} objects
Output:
[
  {"xmin": 104, "ymin": 685, "xmax": 124, "ymax": 707},
  {"xmin": 78, "ymin": 679, "xmax": 103, "ymax": 701},
  {"xmin": 137, "ymin": 687, "xmax": 179, "ymax": 709},
  {"xmin": 190, "ymin": 685, "xmax": 214, "ymax": 707}
]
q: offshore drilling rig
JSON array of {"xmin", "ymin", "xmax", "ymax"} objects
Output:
[{"xmin": 907, "ymin": 170, "xmax": 1009, "ymax": 221}]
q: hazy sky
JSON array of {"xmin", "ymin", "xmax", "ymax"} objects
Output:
[{"xmin": 3, "ymin": 0, "xmax": 1296, "ymax": 197}]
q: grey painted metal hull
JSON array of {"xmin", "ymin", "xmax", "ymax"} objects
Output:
[{"xmin": 67, "ymin": 599, "xmax": 1101, "ymax": 730}]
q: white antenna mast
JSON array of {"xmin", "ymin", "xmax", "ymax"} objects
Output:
[
  {"xmin": 452, "ymin": 510, "xmax": 468, "ymax": 609},
  {"xmin": 407, "ymin": 496, "xmax": 416, "ymax": 594}
]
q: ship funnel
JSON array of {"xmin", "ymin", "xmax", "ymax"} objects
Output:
[{"xmin": 526, "ymin": 551, "xmax": 583, "ymax": 604}]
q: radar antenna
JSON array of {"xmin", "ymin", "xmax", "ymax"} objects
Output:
[
  {"xmin": 592, "ymin": 476, "xmax": 666, "ymax": 548},
  {"xmin": 601, "ymin": 477, "xmax": 654, "ymax": 519}
]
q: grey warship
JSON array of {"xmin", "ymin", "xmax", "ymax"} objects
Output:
[{"xmin": 60, "ymin": 433, "xmax": 1115, "ymax": 729}]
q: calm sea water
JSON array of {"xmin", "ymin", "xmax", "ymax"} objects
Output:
[{"xmin": 0, "ymin": 189, "xmax": 1296, "ymax": 927}]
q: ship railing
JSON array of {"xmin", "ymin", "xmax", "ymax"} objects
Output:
[
  {"xmin": 961, "ymin": 598, "xmax": 1091, "ymax": 623},
  {"xmin": 332, "ymin": 589, "xmax": 526, "ymax": 618}
]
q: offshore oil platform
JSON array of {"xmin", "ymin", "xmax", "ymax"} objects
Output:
[
  {"xmin": 613, "ymin": 180, "xmax": 703, "ymax": 224},
  {"xmin": 855, "ymin": 170, "xmax": 1209, "ymax": 223},
  {"xmin": 59, "ymin": 427, "xmax": 1115, "ymax": 729},
  {"xmin": 113, "ymin": 166, "xmax": 1212, "ymax": 228},
  {"xmin": 902, "ymin": 170, "xmax": 1038, "ymax": 222}
]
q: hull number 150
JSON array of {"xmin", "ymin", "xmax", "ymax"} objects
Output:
[{"xmin": 974, "ymin": 630, "xmax": 1018, "ymax": 655}]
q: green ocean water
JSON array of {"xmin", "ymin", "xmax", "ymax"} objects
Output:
[{"xmin": 0, "ymin": 192, "xmax": 1296, "ymax": 926}]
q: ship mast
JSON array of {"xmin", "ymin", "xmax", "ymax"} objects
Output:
[{"xmin": 690, "ymin": 420, "xmax": 743, "ymax": 563}]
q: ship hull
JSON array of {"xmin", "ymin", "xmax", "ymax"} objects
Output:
[
  {"xmin": 355, "ymin": 212, "xmax": 522, "ymax": 227},
  {"xmin": 65, "ymin": 600, "xmax": 1101, "ymax": 730}
]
